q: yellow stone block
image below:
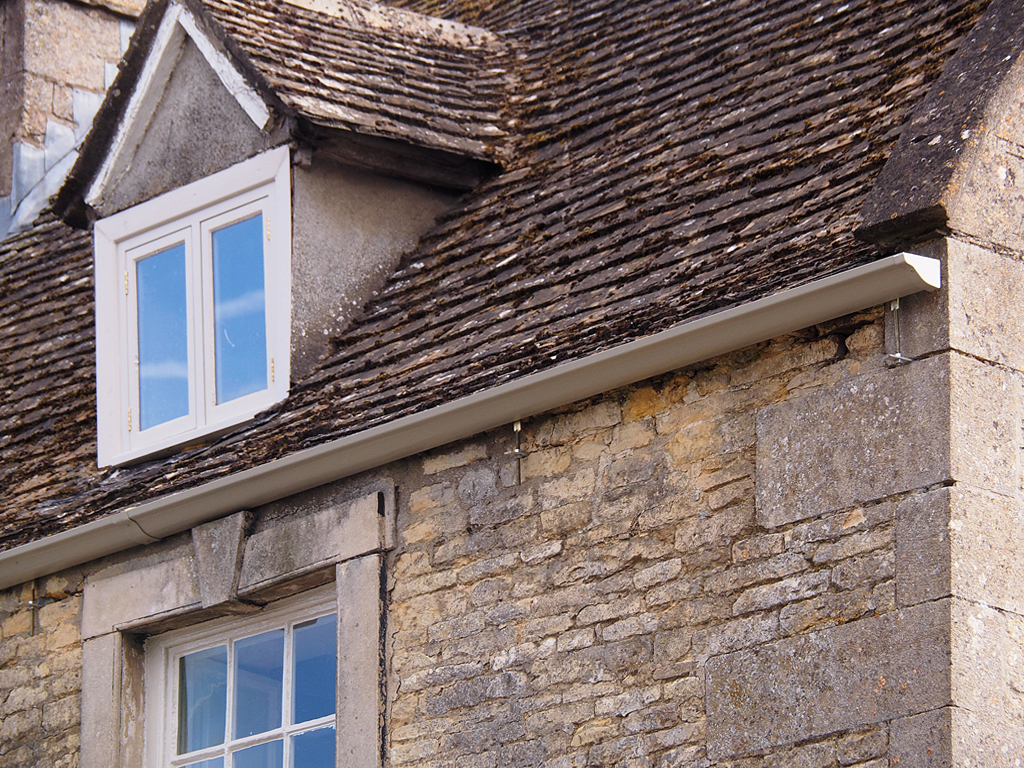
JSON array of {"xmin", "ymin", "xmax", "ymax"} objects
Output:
[{"xmin": 2, "ymin": 609, "xmax": 33, "ymax": 637}]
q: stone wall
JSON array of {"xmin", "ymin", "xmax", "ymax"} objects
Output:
[
  {"xmin": 0, "ymin": 572, "xmax": 83, "ymax": 768},
  {"xmin": 885, "ymin": 237, "xmax": 1024, "ymax": 763},
  {"xmin": 384, "ymin": 305, "xmax": 957, "ymax": 767},
  {"xmin": 0, "ymin": 0, "xmax": 139, "ymax": 233},
  {"xmin": 14, "ymin": 0, "xmax": 127, "ymax": 147},
  {"xmin": 1, "ymin": 238, "xmax": 1020, "ymax": 766},
  {"xmin": 0, "ymin": 0, "xmax": 26, "ymax": 200}
]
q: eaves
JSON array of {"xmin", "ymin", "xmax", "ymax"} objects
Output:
[{"xmin": 0, "ymin": 253, "xmax": 940, "ymax": 590}]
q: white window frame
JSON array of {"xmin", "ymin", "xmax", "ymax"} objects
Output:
[
  {"xmin": 144, "ymin": 585, "xmax": 337, "ymax": 768},
  {"xmin": 94, "ymin": 146, "xmax": 291, "ymax": 466}
]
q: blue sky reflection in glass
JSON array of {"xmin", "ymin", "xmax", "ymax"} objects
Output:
[
  {"xmin": 137, "ymin": 243, "xmax": 189, "ymax": 431},
  {"xmin": 182, "ymin": 759, "xmax": 224, "ymax": 768},
  {"xmin": 234, "ymin": 740, "xmax": 283, "ymax": 768},
  {"xmin": 292, "ymin": 726, "xmax": 335, "ymax": 768},
  {"xmin": 293, "ymin": 615, "xmax": 336, "ymax": 724},
  {"xmin": 234, "ymin": 629, "xmax": 283, "ymax": 739},
  {"xmin": 178, "ymin": 645, "xmax": 227, "ymax": 754},
  {"xmin": 212, "ymin": 214, "xmax": 267, "ymax": 404}
]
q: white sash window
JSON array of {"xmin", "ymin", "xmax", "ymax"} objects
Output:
[{"xmin": 145, "ymin": 587, "xmax": 337, "ymax": 768}]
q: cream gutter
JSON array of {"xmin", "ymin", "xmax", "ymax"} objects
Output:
[{"xmin": 0, "ymin": 253, "xmax": 940, "ymax": 590}]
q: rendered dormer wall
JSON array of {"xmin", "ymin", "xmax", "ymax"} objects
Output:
[
  {"xmin": 291, "ymin": 155, "xmax": 457, "ymax": 378},
  {"xmin": 94, "ymin": 37, "xmax": 279, "ymax": 219}
]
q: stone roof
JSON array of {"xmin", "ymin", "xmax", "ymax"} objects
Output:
[
  {"xmin": 0, "ymin": 217, "xmax": 98, "ymax": 544},
  {"xmin": 0, "ymin": 0, "xmax": 1008, "ymax": 551},
  {"xmin": 203, "ymin": 0, "xmax": 513, "ymax": 161}
]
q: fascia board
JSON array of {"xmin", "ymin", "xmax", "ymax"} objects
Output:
[{"xmin": 0, "ymin": 253, "xmax": 940, "ymax": 589}]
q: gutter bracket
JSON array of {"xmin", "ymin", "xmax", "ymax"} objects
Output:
[{"xmin": 885, "ymin": 297, "xmax": 917, "ymax": 367}]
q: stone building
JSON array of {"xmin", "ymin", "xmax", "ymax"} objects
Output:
[
  {"xmin": 0, "ymin": 0, "xmax": 1022, "ymax": 766},
  {"xmin": 0, "ymin": 0, "xmax": 141, "ymax": 236}
]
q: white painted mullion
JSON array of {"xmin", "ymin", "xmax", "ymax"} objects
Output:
[
  {"xmin": 283, "ymin": 714, "xmax": 335, "ymax": 738},
  {"xmin": 122, "ymin": 244, "xmax": 140, "ymax": 449},
  {"xmin": 263, "ymin": 206, "xmax": 275, "ymax": 393},
  {"xmin": 228, "ymin": 727, "xmax": 287, "ymax": 751},
  {"xmin": 191, "ymin": 219, "xmax": 209, "ymax": 429},
  {"xmin": 283, "ymin": 619, "xmax": 294, "ymax": 766}
]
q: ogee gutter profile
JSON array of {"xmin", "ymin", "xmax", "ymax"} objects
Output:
[{"xmin": 0, "ymin": 253, "xmax": 940, "ymax": 590}]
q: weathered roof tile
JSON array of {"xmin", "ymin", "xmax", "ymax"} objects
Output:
[
  {"xmin": 203, "ymin": 0, "xmax": 514, "ymax": 160},
  {"xmin": 0, "ymin": 0, "xmax": 1003, "ymax": 551}
]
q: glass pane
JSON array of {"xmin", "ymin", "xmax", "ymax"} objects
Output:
[
  {"xmin": 233, "ymin": 740, "xmax": 283, "ymax": 768},
  {"xmin": 183, "ymin": 758, "xmax": 224, "ymax": 768},
  {"xmin": 291, "ymin": 726, "xmax": 335, "ymax": 768},
  {"xmin": 292, "ymin": 615, "xmax": 336, "ymax": 724},
  {"xmin": 234, "ymin": 629, "xmax": 283, "ymax": 738},
  {"xmin": 136, "ymin": 243, "xmax": 189, "ymax": 430},
  {"xmin": 211, "ymin": 214, "xmax": 267, "ymax": 404},
  {"xmin": 178, "ymin": 645, "xmax": 227, "ymax": 754}
]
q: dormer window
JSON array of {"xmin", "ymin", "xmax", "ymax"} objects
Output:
[
  {"xmin": 62, "ymin": 0, "xmax": 506, "ymax": 468},
  {"xmin": 94, "ymin": 147, "xmax": 291, "ymax": 466}
]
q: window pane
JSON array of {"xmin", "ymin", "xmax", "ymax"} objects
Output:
[
  {"xmin": 183, "ymin": 758, "xmax": 224, "ymax": 768},
  {"xmin": 291, "ymin": 726, "xmax": 335, "ymax": 768},
  {"xmin": 137, "ymin": 243, "xmax": 189, "ymax": 430},
  {"xmin": 234, "ymin": 629, "xmax": 283, "ymax": 738},
  {"xmin": 178, "ymin": 645, "xmax": 227, "ymax": 754},
  {"xmin": 293, "ymin": 615, "xmax": 336, "ymax": 724},
  {"xmin": 212, "ymin": 214, "xmax": 267, "ymax": 405},
  {"xmin": 233, "ymin": 740, "xmax": 283, "ymax": 768}
]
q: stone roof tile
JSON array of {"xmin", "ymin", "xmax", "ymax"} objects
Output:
[
  {"xmin": 0, "ymin": 0, "xmax": 999, "ymax": 551},
  {"xmin": 204, "ymin": 0, "xmax": 514, "ymax": 160}
]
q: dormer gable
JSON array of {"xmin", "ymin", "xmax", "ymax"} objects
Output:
[
  {"xmin": 55, "ymin": 0, "xmax": 513, "ymax": 467},
  {"xmin": 87, "ymin": 1, "xmax": 284, "ymax": 218}
]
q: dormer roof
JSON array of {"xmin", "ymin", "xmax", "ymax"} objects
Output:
[
  {"xmin": 204, "ymin": 0, "xmax": 511, "ymax": 160},
  {"xmin": 55, "ymin": 0, "xmax": 513, "ymax": 223}
]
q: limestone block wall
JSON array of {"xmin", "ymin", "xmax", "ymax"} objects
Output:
[
  {"xmin": 385, "ymin": 306, "xmax": 969, "ymax": 767},
  {"xmin": 1, "ymin": 260, "xmax": 1017, "ymax": 767},
  {"xmin": 0, "ymin": 572, "xmax": 83, "ymax": 768},
  {"xmin": 883, "ymin": 237, "xmax": 1024, "ymax": 763},
  {"xmin": 0, "ymin": 0, "xmax": 139, "ymax": 234}
]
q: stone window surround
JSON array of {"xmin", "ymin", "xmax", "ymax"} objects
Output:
[{"xmin": 80, "ymin": 482, "xmax": 395, "ymax": 768}]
